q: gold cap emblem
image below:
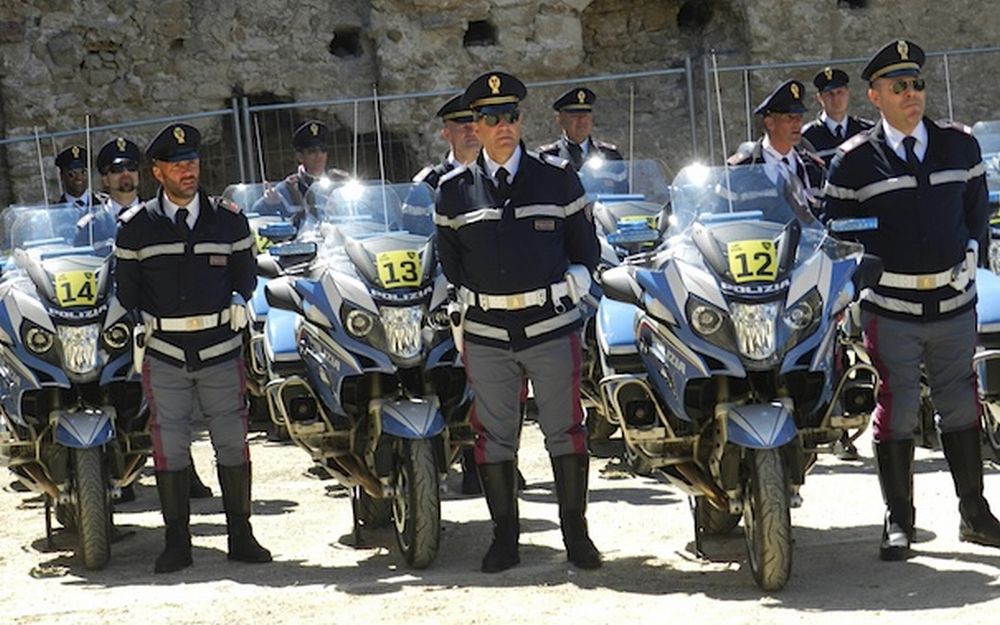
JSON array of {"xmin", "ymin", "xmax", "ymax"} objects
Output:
[
  {"xmin": 488, "ymin": 74, "xmax": 501, "ymax": 95},
  {"xmin": 576, "ymin": 90, "xmax": 586, "ymax": 103},
  {"xmin": 309, "ymin": 123, "xmax": 319, "ymax": 136},
  {"xmin": 824, "ymin": 67, "xmax": 833, "ymax": 81},
  {"xmin": 790, "ymin": 83, "xmax": 800, "ymax": 99},
  {"xmin": 173, "ymin": 126, "xmax": 186, "ymax": 144},
  {"xmin": 116, "ymin": 137, "xmax": 126, "ymax": 151},
  {"xmin": 71, "ymin": 146, "xmax": 80, "ymax": 158},
  {"xmin": 897, "ymin": 40, "xmax": 909, "ymax": 60}
]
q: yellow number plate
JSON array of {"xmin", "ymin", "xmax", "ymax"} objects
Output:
[
  {"xmin": 619, "ymin": 215, "xmax": 657, "ymax": 228},
  {"xmin": 376, "ymin": 250, "xmax": 422, "ymax": 288},
  {"xmin": 726, "ymin": 239, "xmax": 777, "ymax": 283},
  {"xmin": 54, "ymin": 271, "xmax": 98, "ymax": 307}
]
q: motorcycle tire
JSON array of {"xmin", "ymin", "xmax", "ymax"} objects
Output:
[
  {"xmin": 356, "ymin": 490, "xmax": 392, "ymax": 529},
  {"xmin": 742, "ymin": 448, "xmax": 792, "ymax": 592},
  {"xmin": 981, "ymin": 401, "xmax": 1000, "ymax": 464},
  {"xmin": 694, "ymin": 497, "xmax": 740, "ymax": 536},
  {"xmin": 392, "ymin": 438, "xmax": 441, "ymax": 569},
  {"xmin": 73, "ymin": 448, "xmax": 111, "ymax": 570}
]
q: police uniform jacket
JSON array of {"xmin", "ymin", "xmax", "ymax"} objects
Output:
[
  {"xmin": 538, "ymin": 137, "xmax": 623, "ymax": 171},
  {"xmin": 802, "ymin": 115, "xmax": 874, "ymax": 166},
  {"xmin": 728, "ymin": 139, "xmax": 827, "ymax": 200},
  {"xmin": 434, "ymin": 145, "xmax": 599, "ymax": 351},
  {"xmin": 822, "ymin": 117, "xmax": 989, "ymax": 322},
  {"xmin": 114, "ymin": 189, "xmax": 256, "ymax": 370},
  {"xmin": 413, "ymin": 154, "xmax": 458, "ymax": 190}
]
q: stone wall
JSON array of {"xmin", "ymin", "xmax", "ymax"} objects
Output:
[{"xmin": 2, "ymin": 0, "xmax": 999, "ymax": 207}]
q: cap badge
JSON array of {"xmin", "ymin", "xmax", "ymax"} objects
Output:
[
  {"xmin": 309, "ymin": 123, "xmax": 319, "ymax": 136},
  {"xmin": 488, "ymin": 74, "xmax": 501, "ymax": 95},
  {"xmin": 824, "ymin": 67, "xmax": 833, "ymax": 81},
  {"xmin": 790, "ymin": 83, "xmax": 800, "ymax": 100},
  {"xmin": 576, "ymin": 90, "xmax": 586, "ymax": 103},
  {"xmin": 173, "ymin": 126, "xmax": 186, "ymax": 144},
  {"xmin": 71, "ymin": 146, "xmax": 80, "ymax": 158},
  {"xmin": 116, "ymin": 137, "xmax": 126, "ymax": 151},
  {"xmin": 897, "ymin": 40, "xmax": 909, "ymax": 60}
]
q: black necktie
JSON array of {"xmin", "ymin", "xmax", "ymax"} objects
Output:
[
  {"xmin": 834, "ymin": 125, "xmax": 844, "ymax": 140},
  {"xmin": 903, "ymin": 136, "xmax": 920, "ymax": 171},
  {"xmin": 780, "ymin": 156, "xmax": 793, "ymax": 181},
  {"xmin": 495, "ymin": 167, "xmax": 511, "ymax": 203},
  {"xmin": 175, "ymin": 207, "xmax": 190, "ymax": 238},
  {"xmin": 566, "ymin": 142, "xmax": 584, "ymax": 170}
]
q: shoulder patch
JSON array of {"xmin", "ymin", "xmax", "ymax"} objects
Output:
[
  {"xmin": 438, "ymin": 164, "xmax": 468, "ymax": 186},
  {"xmin": 412, "ymin": 165, "xmax": 435, "ymax": 183},
  {"xmin": 76, "ymin": 213, "xmax": 94, "ymax": 229},
  {"xmin": 118, "ymin": 203, "xmax": 146, "ymax": 224},
  {"xmin": 536, "ymin": 142, "xmax": 559, "ymax": 154},
  {"xmin": 541, "ymin": 153, "xmax": 570, "ymax": 169},
  {"xmin": 594, "ymin": 140, "xmax": 619, "ymax": 151},
  {"xmin": 727, "ymin": 152, "xmax": 750, "ymax": 166},
  {"xmin": 837, "ymin": 132, "xmax": 870, "ymax": 155},
  {"xmin": 936, "ymin": 119, "xmax": 972, "ymax": 135},
  {"xmin": 213, "ymin": 196, "xmax": 242, "ymax": 213}
]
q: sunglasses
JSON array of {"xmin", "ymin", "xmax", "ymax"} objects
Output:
[
  {"xmin": 889, "ymin": 78, "xmax": 926, "ymax": 94},
  {"xmin": 478, "ymin": 110, "xmax": 520, "ymax": 127},
  {"xmin": 107, "ymin": 162, "xmax": 139, "ymax": 174}
]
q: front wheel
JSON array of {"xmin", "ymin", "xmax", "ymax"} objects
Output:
[
  {"xmin": 73, "ymin": 448, "xmax": 111, "ymax": 570},
  {"xmin": 742, "ymin": 448, "xmax": 791, "ymax": 592},
  {"xmin": 393, "ymin": 438, "xmax": 441, "ymax": 568}
]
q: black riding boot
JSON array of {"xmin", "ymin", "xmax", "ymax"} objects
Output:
[
  {"xmin": 551, "ymin": 454, "xmax": 602, "ymax": 569},
  {"xmin": 189, "ymin": 457, "xmax": 213, "ymax": 499},
  {"xmin": 941, "ymin": 428, "xmax": 1000, "ymax": 547},
  {"xmin": 479, "ymin": 461, "xmax": 520, "ymax": 573},
  {"xmin": 874, "ymin": 439, "xmax": 914, "ymax": 561},
  {"xmin": 217, "ymin": 463, "xmax": 272, "ymax": 563},
  {"xmin": 154, "ymin": 468, "xmax": 193, "ymax": 574}
]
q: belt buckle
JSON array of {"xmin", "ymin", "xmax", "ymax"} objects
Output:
[
  {"xmin": 507, "ymin": 294, "xmax": 525, "ymax": 309},
  {"xmin": 186, "ymin": 317, "xmax": 203, "ymax": 330},
  {"xmin": 916, "ymin": 275, "xmax": 935, "ymax": 290}
]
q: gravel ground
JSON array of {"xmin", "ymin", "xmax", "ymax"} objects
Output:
[{"xmin": 2, "ymin": 424, "xmax": 999, "ymax": 625}]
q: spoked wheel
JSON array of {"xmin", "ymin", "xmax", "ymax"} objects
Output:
[
  {"xmin": 694, "ymin": 496, "xmax": 741, "ymax": 536},
  {"xmin": 392, "ymin": 438, "xmax": 441, "ymax": 569},
  {"xmin": 982, "ymin": 401, "xmax": 1000, "ymax": 464},
  {"xmin": 73, "ymin": 448, "xmax": 112, "ymax": 570},
  {"xmin": 742, "ymin": 448, "xmax": 791, "ymax": 592}
]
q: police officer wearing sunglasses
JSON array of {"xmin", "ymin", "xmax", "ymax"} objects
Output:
[
  {"xmin": 96, "ymin": 137, "xmax": 142, "ymax": 217},
  {"xmin": 823, "ymin": 40, "xmax": 1000, "ymax": 561},
  {"xmin": 435, "ymin": 71, "xmax": 601, "ymax": 573},
  {"xmin": 538, "ymin": 87, "xmax": 622, "ymax": 171}
]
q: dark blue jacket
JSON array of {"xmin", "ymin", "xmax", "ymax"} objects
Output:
[{"xmin": 802, "ymin": 115, "xmax": 874, "ymax": 166}]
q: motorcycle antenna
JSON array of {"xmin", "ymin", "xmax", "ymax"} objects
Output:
[
  {"xmin": 85, "ymin": 114, "xmax": 96, "ymax": 246},
  {"xmin": 628, "ymin": 84, "xmax": 635, "ymax": 194},
  {"xmin": 253, "ymin": 114, "xmax": 267, "ymax": 183},
  {"xmin": 33, "ymin": 126, "xmax": 50, "ymax": 207},
  {"xmin": 372, "ymin": 84, "xmax": 390, "ymax": 232},
  {"xmin": 711, "ymin": 51, "xmax": 734, "ymax": 214},
  {"xmin": 352, "ymin": 99, "xmax": 360, "ymax": 179}
]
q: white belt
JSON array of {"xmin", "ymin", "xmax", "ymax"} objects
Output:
[
  {"xmin": 878, "ymin": 257, "xmax": 971, "ymax": 291},
  {"xmin": 149, "ymin": 310, "xmax": 231, "ymax": 332},
  {"xmin": 460, "ymin": 281, "xmax": 571, "ymax": 312}
]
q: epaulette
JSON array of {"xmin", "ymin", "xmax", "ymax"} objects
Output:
[
  {"xmin": 540, "ymin": 153, "xmax": 570, "ymax": 169},
  {"xmin": 936, "ymin": 119, "xmax": 973, "ymax": 135},
  {"xmin": 118, "ymin": 203, "xmax": 145, "ymax": 224},
  {"xmin": 727, "ymin": 151, "xmax": 750, "ymax": 166},
  {"xmin": 76, "ymin": 212, "xmax": 95, "ymax": 229},
  {"xmin": 94, "ymin": 190, "xmax": 110, "ymax": 203},
  {"xmin": 412, "ymin": 165, "xmax": 435, "ymax": 183},
  {"xmin": 854, "ymin": 116, "xmax": 875, "ymax": 128},
  {"xmin": 594, "ymin": 140, "xmax": 619, "ymax": 152},
  {"xmin": 439, "ymin": 164, "xmax": 468, "ymax": 185},
  {"xmin": 536, "ymin": 142, "xmax": 559, "ymax": 154},
  {"xmin": 213, "ymin": 196, "xmax": 242, "ymax": 213},
  {"xmin": 837, "ymin": 132, "xmax": 870, "ymax": 155},
  {"xmin": 798, "ymin": 146, "xmax": 825, "ymax": 167}
]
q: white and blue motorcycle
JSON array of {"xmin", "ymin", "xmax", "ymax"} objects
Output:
[
  {"xmin": 598, "ymin": 164, "xmax": 880, "ymax": 590},
  {"xmin": 264, "ymin": 180, "xmax": 471, "ymax": 568},
  {"xmin": 0, "ymin": 203, "xmax": 145, "ymax": 570}
]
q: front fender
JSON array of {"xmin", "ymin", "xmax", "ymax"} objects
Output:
[
  {"xmin": 54, "ymin": 408, "xmax": 115, "ymax": 448},
  {"xmin": 724, "ymin": 403, "xmax": 797, "ymax": 449},
  {"xmin": 378, "ymin": 397, "xmax": 445, "ymax": 439}
]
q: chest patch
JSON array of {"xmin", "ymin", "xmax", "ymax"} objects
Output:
[
  {"xmin": 209, "ymin": 255, "xmax": 228, "ymax": 266},
  {"xmin": 534, "ymin": 218, "xmax": 556, "ymax": 232}
]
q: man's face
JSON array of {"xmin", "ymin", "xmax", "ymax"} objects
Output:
[
  {"xmin": 816, "ymin": 86, "xmax": 851, "ymax": 120},
  {"xmin": 868, "ymin": 75, "xmax": 926, "ymax": 132},
  {"xmin": 152, "ymin": 158, "xmax": 200, "ymax": 202},
  {"xmin": 297, "ymin": 146, "xmax": 328, "ymax": 176},
  {"xmin": 60, "ymin": 167, "xmax": 88, "ymax": 197},
  {"xmin": 557, "ymin": 110, "xmax": 593, "ymax": 145},
  {"xmin": 441, "ymin": 119, "xmax": 480, "ymax": 153},
  {"xmin": 764, "ymin": 112, "xmax": 804, "ymax": 149},
  {"xmin": 474, "ymin": 108, "xmax": 522, "ymax": 158},
  {"xmin": 101, "ymin": 161, "xmax": 139, "ymax": 196}
]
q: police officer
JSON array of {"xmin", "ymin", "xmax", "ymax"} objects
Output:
[
  {"xmin": 255, "ymin": 120, "xmax": 349, "ymax": 221},
  {"xmin": 823, "ymin": 40, "xmax": 1000, "ymax": 560},
  {"xmin": 413, "ymin": 94, "xmax": 481, "ymax": 189},
  {"xmin": 435, "ymin": 71, "xmax": 601, "ymax": 572},
  {"xmin": 538, "ymin": 87, "xmax": 623, "ymax": 171},
  {"xmin": 729, "ymin": 80, "xmax": 826, "ymax": 205},
  {"xmin": 802, "ymin": 67, "xmax": 874, "ymax": 166},
  {"xmin": 115, "ymin": 123, "xmax": 271, "ymax": 573},
  {"xmin": 55, "ymin": 145, "xmax": 93, "ymax": 207}
]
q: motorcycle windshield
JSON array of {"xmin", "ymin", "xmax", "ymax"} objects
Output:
[
  {"xmin": 305, "ymin": 179, "xmax": 435, "ymax": 240},
  {"xmin": 222, "ymin": 181, "xmax": 312, "ymax": 218},
  {"xmin": 2, "ymin": 203, "xmax": 114, "ymax": 255},
  {"xmin": 971, "ymin": 121, "xmax": 1000, "ymax": 196},
  {"xmin": 578, "ymin": 159, "xmax": 672, "ymax": 206}
]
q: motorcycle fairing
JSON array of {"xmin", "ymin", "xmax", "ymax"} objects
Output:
[
  {"xmin": 724, "ymin": 402, "xmax": 798, "ymax": 449},
  {"xmin": 54, "ymin": 408, "xmax": 115, "ymax": 448},
  {"xmin": 378, "ymin": 397, "xmax": 446, "ymax": 439}
]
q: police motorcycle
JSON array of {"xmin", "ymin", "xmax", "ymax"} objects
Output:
[
  {"xmin": 598, "ymin": 164, "xmax": 880, "ymax": 590},
  {"xmin": 971, "ymin": 121, "xmax": 1000, "ymax": 273},
  {"xmin": 576, "ymin": 159, "xmax": 672, "ymax": 441},
  {"xmin": 264, "ymin": 180, "xmax": 471, "ymax": 568},
  {"xmin": 0, "ymin": 203, "xmax": 146, "ymax": 570}
]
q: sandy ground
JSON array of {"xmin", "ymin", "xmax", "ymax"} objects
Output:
[{"xmin": 2, "ymin": 424, "xmax": 999, "ymax": 625}]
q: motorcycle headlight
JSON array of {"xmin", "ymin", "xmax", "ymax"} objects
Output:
[
  {"xmin": 784, "ymin": 300, "xmax": 814, "ymax": 330},
  {"xmin": 729, "ymin": 301, "xmax": 778, "ymax": 361},
  {"xmin": 57, "ymin": 324, "xmax": 101, "ymax": 375},
  {"xmin": 381, "ymin": 305, "xmax": 424, "ymax": 361},
  {"xmin": 103, "ymin": 322, "xmax": 131, "ymax": 350},
  {"xmin": 690, "ymin": 304, "xmax": 724, "ymax": 335},
  {"xmin": 25, "ymin": 326, "xmax": 54, "ymax": 354},
  {"xmin": 345, "ymin": 309, "xmax": 376, "ymax": 337}
]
